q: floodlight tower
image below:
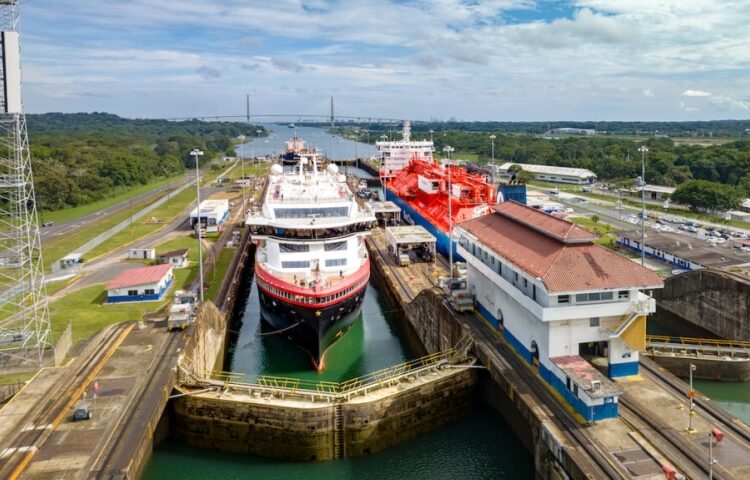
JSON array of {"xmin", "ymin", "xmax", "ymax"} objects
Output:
[{"xmin": 0, "ymin": 0, "xmax": 51, "ymax": 365}]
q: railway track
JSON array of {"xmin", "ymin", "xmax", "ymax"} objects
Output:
[
  {"xmin": 617, "ymin": 398, "xmax": 730, "ymax": 479},
  {"xmin": 0, "ymin": 323, "xmax": 134, "ymax": 480},
  {"xmin": 640, "ymin": 358, "xmax": 750, "ymax": 444},
  {"xmin": 90, "ymin": 330, "xmax": 183, "ymax": 478},
  {"xmin": 465, "ymin": 320, "xmax": 627, "ymax": 479}
]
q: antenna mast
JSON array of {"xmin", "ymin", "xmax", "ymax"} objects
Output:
[
  {"xmin": 246, "ymin": 93, "xmax": 250, "ymax": 124},
  {"xmin": 0, "ymin": 0, "xmax": 51, "ymax": 365},
  {"xmin": 330, "ymin": 96, "xmax": 334, "ymax": 128}
]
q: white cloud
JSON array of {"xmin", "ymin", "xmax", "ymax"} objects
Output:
[
  {"xmin": 682, "ymin": 90, "xmax": 712, "ymax": 97},
  {"xmin": 18, "ymin": 0, "xmax": 750, "ymax": 120},
  {"xmin": 679, "ymin": 101, "xmax": 699, "ymax": 112}
]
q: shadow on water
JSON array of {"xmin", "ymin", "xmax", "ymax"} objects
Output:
[{"xmin": 223, "ymin": 266, "xmax": 412, "ymax": 383}]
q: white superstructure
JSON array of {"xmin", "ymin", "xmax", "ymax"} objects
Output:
[
  {"xmin": 376, "ymin": 121, "xmax": 434, "ymax": 180},
  {"xmin": 246, "ymin": 159, "xmax": 375, "ymax": 285}
]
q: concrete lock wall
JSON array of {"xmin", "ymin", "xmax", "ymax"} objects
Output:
[
  {"xmin": 181, "ymin": 301, "xmax": 227, "ymax": 375},
  {"xmin": 646, "ymin": 354, "xmax": 750, "ymax": 382},
  {"xmin": 654, "ymin": 268, "xmax": 750, "ymax": 341},
  {"xmin": 366, "ymin": 242, "xmax": 590, "ymax": 480},
  {"xmin": 171, "ymin": 367, "xmax": 478, "ymax": 462}
]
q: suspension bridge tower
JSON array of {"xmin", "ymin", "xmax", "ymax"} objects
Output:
[{"xmin": 0, "ymin": 0, "xmax": 51, "ymax": 365}]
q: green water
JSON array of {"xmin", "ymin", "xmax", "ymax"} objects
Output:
[
  {"xmin": 223, "ymin": 278, "xmax": 412, "ymax": 383},
  {"xmin": 143, "ymin": 272, "xmax": 534, "ymax": 478},
  {"xmin": 143, "ymin": 405, "xmax": 532, "ymax": 480}
]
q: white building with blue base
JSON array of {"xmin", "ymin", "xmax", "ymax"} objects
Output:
[
  {"xmin": 455, "ymin": 202, "xmax": 663, "ymax": 422},
  {"xmin": 106, "ymin": 264, "xmax": 174, "ymax": 303}
]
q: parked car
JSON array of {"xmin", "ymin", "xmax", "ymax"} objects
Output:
[{"xmin": 42, "ymin": 221, "xmax": 54, "ymax": 227}]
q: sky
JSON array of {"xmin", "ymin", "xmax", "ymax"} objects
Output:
[{"xmin": 16, "ymin": 0, "xmax": 750, "ymax": 121}]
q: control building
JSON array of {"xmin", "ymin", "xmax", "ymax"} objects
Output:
[{"xmin": 455, "ymin": 202, "xmax": 663, "ymax": 421}]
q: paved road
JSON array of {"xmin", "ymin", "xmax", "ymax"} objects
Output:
[
  {"xmin": 48, "ymin": 182, "xmax": 229, "ymax": 299},
  {"xmin": 39, "ymin": 175, "xmax": 191, "ymax": 243}
]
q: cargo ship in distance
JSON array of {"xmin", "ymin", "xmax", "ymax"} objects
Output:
[
  {"xmin": 282, "ymin": 136, "xmax": 320, "ymax": 164},
  {"xmin": 377, "ymin": 122, "xmax": 496, "ymax": 258},
  {"xmin": 246, "ymin": 155, "xmax": 375, "ymax": 370}
]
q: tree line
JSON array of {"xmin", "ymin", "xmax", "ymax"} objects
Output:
[{"xmin": 27, "ymin": 113, "xmax": 265, "ymax": 211}]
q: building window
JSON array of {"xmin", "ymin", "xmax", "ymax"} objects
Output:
[
  {"xmin": 281, "ymin": 260, "xmax": 310, "ymax": 269},
  {"xmin": 576, "ymin": 291, "xmax": 614, "ymax": 303},
  {"xmin": 145, "ymin": 289, "xmax": 155, "ymax": 295},
  {"xmin": 618, "ymin": 290, "xmax": 629, "ymax": 300},
  {"xmin": 590, "ymin": 317, "xmax": 600, "ymax": 327},
  {"xmin": 280, "ymin": 243, "xmax": 310, "ymax": 253},
  {"xmin": 324, "ymin": 241, "xmax": 347, "ymax": 251},
  {"xmin": 514, "ymin": 271, "xmax": 519, "ymax": 283},
  {"xmin": 325, "ymin": 258, "xmax": 347, "ymax": 267},
  {"xmin": 127, "ymin": 290, "xmax": 138, "ymax": 296},
  {"xmin": 523, "ymin": 278, "xmax": 528, "ymax": 289},
  {"xmin": 558, "ymin": 295, "xmax": 570, "ymax": 304}
]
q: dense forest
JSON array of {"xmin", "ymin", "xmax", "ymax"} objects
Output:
[
  {"xmin": 27, "ymin": 113, "xmax": 264, "ymax": 211},
  {"xmin": 333, "ymin": 124, "xmax": 750, "ymax": 206},
  {"xmin": 328, "ymin": 119, "xmax": 750, "ymax": 137}
]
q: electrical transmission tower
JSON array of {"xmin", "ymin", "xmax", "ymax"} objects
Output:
[{"xmin": 0, "ymin": 0, "xmax": 51, "ymax": 365}]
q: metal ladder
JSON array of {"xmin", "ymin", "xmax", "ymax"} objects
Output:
[{"xmin": 333, "ymin": 403, "xmax": 345, "ymax": 459}]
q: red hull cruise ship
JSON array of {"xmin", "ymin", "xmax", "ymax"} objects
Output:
[{"xmin": 246, "ymin": 155, "xmax": 375, "ymax": 370}]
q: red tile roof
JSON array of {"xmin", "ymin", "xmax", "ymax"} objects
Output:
[
  {"xmin": 493, "ymin": 201, "xmax": 596, "ymax": 242},
  {"xmin": 458, "ymin": 204, "xmax": 663, "ymax": 293},
  {"xmin": 107, "ymin": 264, "xmax": 173, "ymax": 290}
]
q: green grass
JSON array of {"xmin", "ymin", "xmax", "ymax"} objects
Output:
[
  {"xmin": 85, "ymin": 187, "xmax": 198, "ymax": 260},
  {"xmin": 570, "ymin": 216, "xmax": 618, "ymax": 248},
  {"xmin": 49, "ymin": 283, "xmax": 165, "ymax": 343},
  {"xmin": 40, "ymin": 174, "xmax": 183, "ymax": 225},
  {"xmin": 155, "ymin": 235, "xmax": 203, "ymax": 289},
  {"xmin": 205, "ymin": 247, "xmax": 235, "ymax": 302},
  {"xmin": 41, "ymin": 194, "xmax": 158, "ymax": 271}
]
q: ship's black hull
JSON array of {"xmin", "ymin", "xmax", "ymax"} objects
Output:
[{"xmin": 258, "ymin": 282, "xmax": 367, "ymax": 369}]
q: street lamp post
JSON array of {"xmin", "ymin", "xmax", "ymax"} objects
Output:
[
  {"xmin": 687, "ymin": 363, "xmax": 697, "ymax": 433},
  {"xmin": 443, "ymin": 145, "xmax": 455, "ymax": 280},
  {"xmin": 489, "ymin": 134, "xmax": 496, "ymax": 185},
  {"xmin": 637, "ymin": 145, "xmax": 648, "ymax": 267},
  {"xmin": 190, "ymin": 148, "xmax": 205, "ymax": 302},
  {"xmin": 238, "ymin": 135, "xmax": 246, "ymax": 215}
]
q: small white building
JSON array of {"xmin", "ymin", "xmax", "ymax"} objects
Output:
[
  {"xmin": 127, "ymin": 248, "xmax": 156, "ymax": 261},
  {"xmin": 496, "ymin": 163, "xmax": 597, "ymax": 185},
  {"xmin": 157, "ymin": 248, "xmax": 189, "ymax": 268},
  {"xmin": 629, "ymin": 185, "xmax": 676, "ymax": 202},
  {"xmin": 455, "ymin": 202, "xmax": 663, "ymax": 421},
  {"xmin": 106, "ymin": 264, "xmax": 174, "ymax": 303},
  {"xmin": 190, "ymin": 199, "xmax": 230, "ymax": 233}
]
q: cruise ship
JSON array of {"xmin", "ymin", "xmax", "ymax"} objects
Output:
[{"xmin": 246, "ymin": 157, "xmax": 376, "ymax": 369}]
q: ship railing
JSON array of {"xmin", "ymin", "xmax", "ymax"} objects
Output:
[{"xmin": 178, "ymin": 348, "xmax": 471, "ymax": 403}]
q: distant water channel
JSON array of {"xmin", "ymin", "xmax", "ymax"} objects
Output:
[{"xmin": 237, "ymin": 123, "xmax": 379, "ymax": 162}]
